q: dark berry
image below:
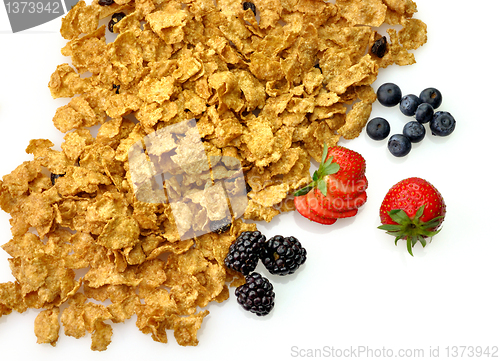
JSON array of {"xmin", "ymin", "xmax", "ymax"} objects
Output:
[
  {"xmin": 419, "ymin": 87, "xmax": 442, "ymax": 109},
  {"xmin": 430, "ymin": 111, "xmax": 456, "ymax": 137},
  {"xmin": 371, "ymin": 36, "xmax": 387, "ymax": 58},
  {"xmin": 366, "ymin": 117, "xmax": 390, "ymax": 141},
  {"xmin": 260, "ymin": 235, "xmax": 306, "ymax": 276},
  {"xmin": 399, "ymin": 94, "xmax": 422, "ymax": 116},
  {"xmin": 224, "ymin": 231, "xmax": 266, "ymax": 275},
  {"xmin": 235, "ymin": 272, "xmax": 275, "ymax": 316},
  {"xmin": 209, "ymin": 216, "xmax": 231, "ymax": 234},
  {"xmin": 376, "ymin": 83, "xmax": 402, "ymax": 107},
  {"xmin": 51, "ymin": 173, "xmax": 65, "ymax": 186},
  {"xmin": 415, "ymin": 102, "xmax": 434, "ymax": 124},
  {"xmin": 108, "ymin": 12, "xmax": 126, "ymax": 33},
  {"xmin": 242, "ymin": 1, "xmax": 257, "ymax": 16},
  {"xmin": 112, "ymin": 84, "xmax": 120, "ymax": 94},
  {"xmin": 403, "ymin": 121, "xmax": 426, "ymax": 143},
  {"xmin": 98, "ymin": 0, "xmax": 114, "ymax": 6},
  {"xmin": 388, "ymin": 134, "xmax": 411, "ymax": 157}
]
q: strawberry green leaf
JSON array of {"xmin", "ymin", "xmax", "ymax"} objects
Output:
[
  {"xmin": 411, "ymin": 237, "xmax": 418, "ymax": 247},
  {"xmin": 378, "ymin": 224, "xmax": 403, "ymax": 232},
  {"xmin": 317, "ymin": 179, "xmax": 327, "ymax": 196},
  {"xmin": 323, "ymin": 155, "xmax": 334, "ymax": 167},
  {"xmin": 293, "ymin": 142, "xmax": 340, "ymax": 199},
  {"xmin": 406, "ymin": 239, "xmax": 414, "ymax": 256},
  {"xmin": 424, "ymin": 217, "xmax": 444, "ymax": 229},
  {"xmin": 419, "ymin": 236, "xmax": 427, "ymax": 248},
  {"xmin": 415, "ymin": 205, "xmax": 425, "ymax": 219},
  {"xmin": 388, "ymin": 209, "xmax": 411, "ymax": 224},
  {"xmin": 321, "ymin": 142, "xmax": 328, "ymax": 164},
  {"xmin": 293, "ymin": 185, "xmax": 313, "ymax": 197},
  {"xmin": 322, "ymin": 163, "xmax": 340, "ymax": 176}
]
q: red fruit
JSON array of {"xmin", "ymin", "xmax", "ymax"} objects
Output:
[
  {"xmin": 327, "ymin": 175, "xmax": 368, "ymax": 198},
  {"xmin": 307, "ymin": 190, "xmax": 359, "ymax": 219},
  {"xmin": 326, "ymin": 146, "xmax": 366, "ymax": 182},
  {"xmin": 316, "ymin": 188, "xmax": 368, "ymax": 212},
  {"xmin": 378, "ymin": 177, "xmax": 446, "ymax": 256},
  {"xmin": 293, "ymin": 144, "xmax": 367, "ymax": 225},
  {"xmin": 294, "ymin": 194, "xmax": 337, "ymax": 225}
]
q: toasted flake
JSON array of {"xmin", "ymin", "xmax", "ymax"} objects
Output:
[{"xmin": 34, "ymin": 308, "xmax": 60, "ymax": 346}]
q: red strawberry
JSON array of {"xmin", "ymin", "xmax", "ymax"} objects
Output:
[
  {"xmin": 325, "ymin": 146, "xmax": 366, "ymax": 183},
  {"xmin": 316, "ymin": 189, "xmax": 367, "ymax": 212},
  {"xmin": 378, "ymin": 177, "xmax": 446, "ymax": 256},
  {"xmin": 294, "ymin": 194, "xmax": 337, "ymax": 225},
  {"xmin": 306, "ymin": 190, "xmax": 359, "ymax": 219},
  {"xmin": 327, "ymin": 175, "xmax": 368, "ymax": 197},
  {"xmin": 293, "ymin": 144, "xmax": 367, "ymax": 224}
]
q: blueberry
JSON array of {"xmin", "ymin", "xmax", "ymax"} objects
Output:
[
  {"xmin": 403, "ymin": 121, "xmax": 426, "ymax": 143},
  {"xmin": 108, "ymin": 12, "xmax": 126, "ymax": 33},
  {"xmin": 388, "ymin": 134, "xmax": 411, "ymax": 157},
  {"xmin": 366, "ymin": 117, "xmax": 390, "ymax": 140},
  {"xmin": 415, "ymin": 103, "xmax": 434, "ymax": 124},
  {"xmin": 430, "ymin": 111, "xmax": 456, "ymax": 136},
  {"xmin": 399, "ymin": 94, "xmax": 422, "ymax": 116},
  {"xmin": 419, "ymin": 87, "xmax": 442, "ymax": 109},
  {"xmin": 377, "ymin": 83, "xmax": 402, "ymax": 107},
  {"xmin": 371, "ymin": 36, "xmax": 387, "ymax": 58}
]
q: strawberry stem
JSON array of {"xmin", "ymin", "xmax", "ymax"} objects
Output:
[
  {"xmin": 378, "ymin": 205, "xmax": 444, "ymax": 256},
  {"xmin": 293, "ymin": 143, "xmax": 340, "ymax": 197}
]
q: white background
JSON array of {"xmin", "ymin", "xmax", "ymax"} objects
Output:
[{"xmin": 1, "ymin": 1, "xmax": 499, "ymax": 360}]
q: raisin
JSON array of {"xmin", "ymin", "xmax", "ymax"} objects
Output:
[
  {"xmin": 98, "ymin": 0, "xmax": 114, "ymax": 6},
  {"xmin": 51, "ymin": 173, "xmax": 65, "ymax": 186},
  {"xmin": 242, "ymin": 2, "xmax": 257, "ymax": 16},
  {"xmin": 108, "ymin": 12, "xmax": 126, "ymax": 33},
  {"xmin": 371, "ymin": 36, "xmax": 387, "ymax": 58}
]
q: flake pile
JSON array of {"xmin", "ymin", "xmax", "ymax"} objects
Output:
[{"xmin": 0, "ymin": 0, "xmax": 426, "ymax": 351}]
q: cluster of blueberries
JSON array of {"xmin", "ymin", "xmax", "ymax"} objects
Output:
[{"xmin": 367, "ymin": 83, "xmax": 456, "ymax": 157}]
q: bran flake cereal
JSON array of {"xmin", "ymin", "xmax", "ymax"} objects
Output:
[{"xmin": 0, "ymin": 0, "xmax": 427, "ymax": 351}]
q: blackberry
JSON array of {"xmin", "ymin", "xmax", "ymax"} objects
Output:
[
  {"xmin": 260, "ymin": 235, "xmax": 306, "ymax": 276},
  {"xmin": 225, "ymin": 231, "xmax": 266, "ymax": 275},
  {"xmin": 108, "ymin": 12, "xmax": 126, "ymax": 33},
  {"xmin": 209, "ymin": 216, "xmax": 232, "ymax": 234},
  {"xmin": 235, "ymin": 272, "xmax": 275, "ymax": 316}
]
